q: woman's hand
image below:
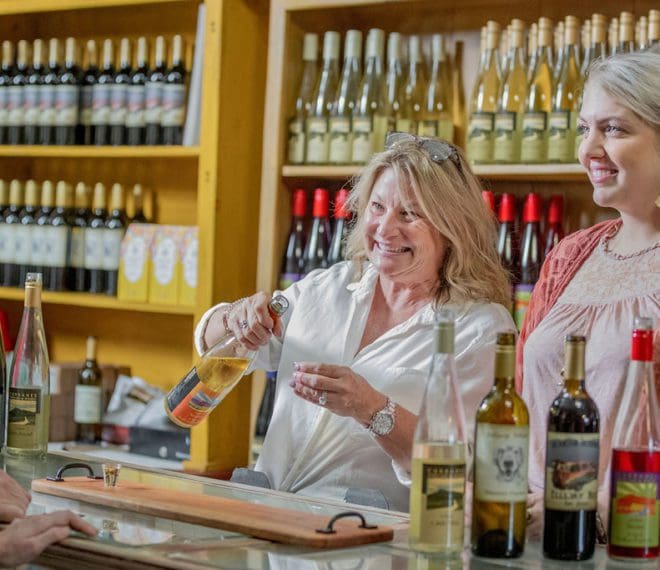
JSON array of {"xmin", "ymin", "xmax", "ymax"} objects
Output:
[
  {"xmin": 526, "ymin": 490, "xmax": 544, "ymax": 540},
  {"xmin": 0, "ymin": 471, "xmax": 31, "ymax": 523},
  {"xmin": 290, "ymin": 362, "xmax": 386, "ymax": 425},
  {"xmin": 0, "ymin": 511, "xmax": 97, "ymax": 568}
]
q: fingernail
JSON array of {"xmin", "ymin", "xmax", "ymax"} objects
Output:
[
  {"xmin": 293, "ymin": 362, "xmax": 301, "ymax": 370},
  {"xmin": 288, "ymin": 379, "xmax": 295, "ymax": 387}
]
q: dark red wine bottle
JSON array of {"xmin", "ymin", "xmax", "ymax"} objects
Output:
[
  {"xmin": 55, "ymin": 38, "xmax": 82, "ymax": 146},
  {"xmin": 255, "ymin": 371, "xmax": 277, "ymax": 438},
  {"xmin": 44, "ymin": 181, "xmax": 73, "ymax": 292},
  {"xmin": 279, "ymin": 188, "xmax": 306, "ymax": 289},
  {"xmin": 161, "ymin": 35, "xmax": 186, "ymax": 146},
  {"xmin": 39, "ymin": 38, "xmax": 60, "ymax": 145},
  {"xmin": 327, "ymin": 188, "xmax": 350, "ymax": 266},
  {"xmin": 24, "ymin": 39, "xmax": 45, "ymax": 145},
  {"xmin": 302, "ymin": 188, "xmax": 331, "ymax": 274},
  {"xmin": 71, "ymin": 182, "xmax": 91, "ymax": 291},
  {"xmin": 544, "ymin": 194, "xmax": 565, "ymax": 257},
  {"xmin": 80, "ymin": 40, "xmax": 99, "ymax": 145},
  {"xmin": 126, "ymin": 37, "xmax": 148, "ymax": 146},
  {"xmin": 7, "ymin": 40, "xmax": 29, "ymax": 146},
  {"xmin": 92, "ymin": 39, "xmax": 115, "ymax": 146},
  {"xmin": 0, "ymin": 181, "xmax": 9, "ymax": 284},
  {"xmin": 497, "ymin": 193, "xmax": 518, "ymax": 282},
  {"xmin": 109, "ymin": 38, "xmax": 131, "ymax": 146},
  {"xmin": 519, "ymin": 193, "xmax": 543, "ymax": 285},
  {"xmin": 145, "ymin": 36, "xmax": 166, "ymax": 145},
  {"xmin": 85, "ymin": 182, "xmax": 107, "ymax": 293}
]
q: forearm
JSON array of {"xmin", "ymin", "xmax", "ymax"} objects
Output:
[{"xmin": 365, "ymin": 404, "xmax": 417, "ymax": 472}]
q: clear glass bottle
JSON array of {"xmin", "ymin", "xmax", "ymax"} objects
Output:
[
  {"xmin": 451, "ymin": 41, "xmax": 467, "ymax": 148},
  {"xmin": 383, "ymin": 32, "xmax": 404, "ymax": 135},
  {"xmin": 397, "ymin": 35, "xmax": 426, "ymax": 134},
  {"xmin": 75, "ymin": 336, "xmax": 103, "ymax": 444},
  {"xmin": 420, "ymin": 33, "xmax": 454, "ymax": 142},
  {"xmin": 617, "ymin": 12, "xmax": 636, "ymax": 53}
]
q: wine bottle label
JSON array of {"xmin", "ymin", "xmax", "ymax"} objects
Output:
[
  {"xmin": 306, "ymin": 116, "xmax": 329, "ymax": 163},
  {"xmin": 417, "ymin": 119, "xmax": 438, "ymax": 137},
  {"xmin": 351, "ymin": 116, "xmax": 373, "ymax": 163},
  {"xmin": 43, "ymin": 226, "xmax": 70, "ymax": 267},
  {"xmin": 91, "ymin": 84, "xmax": 111, "ymax": 125},
  {"xmin": 6, "ymin": 86, "xmax": 25, "ymax": 126},
  {"xmin": 494, "ymin": 112, "xmax": 519, "ymax": 163},
  {"xmin": 166, "ymin": 367, "xmax": 219, "ymax": 427},
  {"xmin": 520, "ymin": 112, "xmax": 547, "ymax": 163},
  {"xmin": 14, "ymin": 225, "xmax": 33, "ymax": 265},
  {"xmin": 0, "ymin": 224, "xmax": 16, "ymax": 263},
  {"xmin": 109, "ymin": 84, "xmax": 128, "ymax": 126},
  {"xmin": 545, "ymin": 432, "xmax": 599, "ymax": 511},
  {"xmin": 153, "ymin": 235, "xmax": 177, "ymax": 285},
  {"xmin": 328, "ymin": 117, "xmax": 351, "ymax": 163},
  {"xmin": 287, "ymin": 117, "xmax": 305, "ymax": 164},
  {"xmin": 74, "ymin": 385, "xmax": 102, "ymax": 424},
  {"xmin": 54, "ymin": 85, "xmax": 79, "ymax": 126},
  {"xmin": 467, "ymin": 112, "xmax": 494, "ymax": 163},
  {"xmin": 125, "ymin": 85, "xmax": 146, "ymax": 127},
  {"xmin": 475, "ymin": 423, "xmax": 529, "ymax": 502},
  {"xmin": 610, "ymin": 468, "xmax": 660, "ymax": 549},
  {"xmin": 123, "ymin": 235, "xmax": 147, "ymax": 283},
  {"xmin": 80, "ymin": 85, "xmax": 94, "ymax": 126},
  {"xmin": 102, "ymin": 228, "xmax": 124, "ymax": 270},
  {"xmin": 0, "ymin": 88, "xmax": 8, "ymax": 126},
  {"xmin": 437, "ymin": 118, "xmax": 454, "ymax": 142},
  {"xmin": 144, "ymin": 81, "xmax": 163, "ymax": 124},
  {"xmin": 395, "ymin": 118, "xmax": 413, "ymax": 133},
  {"xmin": 547, "ymin": 111, "xmax": 573, "ymax": 163},
  {"xmin": 372, "ymin": 115, "xmax": 389, "ymax": 153},
  {"xmin": 161, "ymin": 84, "xmax": 186, "ymax": 127},
  {"xmin": 513, "ymin": 283, "xmax": 534, "ymax": 330},
  {"xmin": 23, "ymin": 84, "xmax": 41, "ymax": 126},
  {"xmin": 7, "ymin": 388, "xmax": 43, "ymax": 449},
  {"xmin": 38, "ymin": 84, "xmax": 56, "ymax": 127},
  {"xmin": 30, "ymin": 224, "xmax": 46, "ymax": 266},
  {"xmin": 70, "ymin": 227, "xmax": 85, "ymax": 268},
  {"xmin": 84, "ymin": 228, "xmax": 105, "ymax": 270}
]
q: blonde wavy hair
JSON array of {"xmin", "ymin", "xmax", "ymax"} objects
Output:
[{"xmin": 344, "ymin": 138, "xmax": 511, "ymax": 307}]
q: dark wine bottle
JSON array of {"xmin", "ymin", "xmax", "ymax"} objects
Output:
[
  {"xmin": 126, "ymin": 37, "xmax": 148, "ymax": 146},
  {"xmin": 24, "ymin": 39, "xmax": 45, "ymax": 145},
  {"xmin": 130, "ymin": 183, "xmax": 148, "ymax": 223},
  {"xmin": 80, "ymin": 40, "xmax": 99, "ymax": 145},
  {"xmin": 70, "ymin": 182, "xmax": 91, "ymax": 292},
  {"xmin": 279, "ymin": 188, "xmax": 306, "ymax": 289},
  {"xmin": 162, "ymin": 35, "xmax": 186, "ymax": 145},
  {"xmin": 302, "ymin": 188, "xmax": 331, "ymax": 274},
  {"xmin": 543, "ymin": 334, "xmax": 599, "ymax": 561},
  {"xmin": 44, "ymin": 181, "xmax": 73, "ymax": 291},
  {"xmin": 2, "ymin": 180, "xmax": 24, "ymax": 286},
  {"xmin": 145, "ymin": 36, "xmax": 166, "ymax": 145},
  {"xmin": 514, "ymin": 192, "xmax": 542, "ymax": 329},
  {"xmin": 327, "ymin": 188, "xmax": 350, "ymax": 265},
  {"xmin": 544, "ymin": 194, "xmax": 565, "ymax": 257},
  {"xmin": 497, "ymin": 192, "xmax": 519, "ymax": 282},
  {"xmin": 0, "ymin": 41, "xmax": 14, "ymax": 145},
  {"xmin": 255, "ymin": 371, "xmax": 277, "ymax": 438},
  {"xmin": 38, "ymin": 38, "xmax": 60, "ymax": 145},
  {"xmin": 75, "ymin": 336, "xmax": 103, "ymax": 443},
  {"xmin": 0, "ymin": 180, "xmax": 9, "ymax": 284},
  {"xmin": 17, "ymin": 180, "xmax": 40, "ymax": 287},
  {"xmin": 32, "ymin": 180, "xmax": 55, "ymax": 278},
  {"xmin": 85, "ymin": 182, "xmax": 107, "ymax": 293},
  {"xmin": 54, "ymin": 37, "xmax": 81, "ymax": 146},
  {"xmin": 103, "ymin": 183, "xmax": 127, "ymax": 295},
  {"xmin": 109, "ymin": 38, "xmax": 131, "ymax": 146},
  {"xmin": 92, "ymin": 39, "xmax": 115, "ymax": 146},
  {"xmin": 7, "ymin": 40, "xmax": 29, "ymax": 145}
]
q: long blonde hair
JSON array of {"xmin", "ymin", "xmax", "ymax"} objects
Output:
[{"xmin": 345, "ymin": 139, "xmax": 511, "ymax": 307}]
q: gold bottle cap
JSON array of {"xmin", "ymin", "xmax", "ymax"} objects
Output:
[
  {"xmin": 109, "ymin": 183, "xmax": 125, "ymax": 211},
  {"xmin": 92, "ymin": 182, "xmax": 106, "ymax": 210},
  {"xmin": 486, "ymin": 20, "xmax": 500, "ymax": 50},
  {"xmin": 41, "ymin": 180, "xmax": 54, "ymax": 208},
  {"xmin": 55, "ymin": 181, "xmax": 73, "ymax": 208},
  {"xmin": 495, "ymin": 330, "xmax": 516, "ymax": 379},
  {"xmin": 0, "ymin": 179, "xmax": 7, "ymax": 204},
  {"xmin": 86, "ymin": 336, "xmax": 98, "ymax": 360},
  {"xmin": 24, "ymin": 272, "xmax": 43, "ymax": 308},
  {"xmin": 74, "ymin": 182, "xmax": 90, "ymax": 208},
  {"xmin": 9, "ymin": 179, "xmax": 23, "ymax": 206},
  {"xmin": 302, "ymin": 33, "xmax": 318, "ymax": 62},
  {"xmin": 25, "ymin": 180, "xmax": 39, "ymax": 206},
  {"xmin": 564, "ymin": 334, "xmax": 586, "ymax": 381}
]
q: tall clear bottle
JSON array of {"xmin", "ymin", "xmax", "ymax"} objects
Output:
[
  {"xmin": 467, "ymin": 21, "xmax": 501, "ymax": 163},
  {"xmin": 383, "ymin": 32, "xmax": 405, "ymax": 135},
  {"xmin": 617, "ymin": 12, "xmax": 636, "ymax": 53},
  {"xmin": 398, "ymin": 35, "xmax": 426, "ymax": 135},
  {"xmin": 409, "ymin": 309, "xmax": 468, "ymax": 555},
  {"xmin": 420, "ymin": 33, "xmax": 453, "ymax": 142},
  {"xmin": 4, "ymin": 273, "xmax": 50, "ymax": 458},
  {"xmin": 287, "ymin": 33, "xmax": 318, "ymax": 165},
  {"xmin": 452, "ymin": 41, "xmax": 467, "ymax": 148},
  {"xmin": 608, "ymin": 317, "xmax": 660, "ymax": 561},
  {"xmin": 75, "ymin": 336, "xmax": 103, "ymax": 444},
  {"xmin": 472, "ymin": 331, "xmax": 529, "ymax": 558},
  {"xmin": 305, "ymin": 31, "xmax": 340, "ymax": 165},
  {"xmin": 351, "ymin": 28, "xmax": 386, "ymax": 164},
  {"xmin": 328, "ymin": 30, "xmax": 361, "ymax": 165}
]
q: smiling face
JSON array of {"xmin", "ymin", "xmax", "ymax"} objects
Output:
[
  {"xmin": 363, "ymin": 167, "xmax": 448, "ymax": 286},
  {"xmin": 578, "ymin": 86, "xmax": 660, "ymax": 216}
]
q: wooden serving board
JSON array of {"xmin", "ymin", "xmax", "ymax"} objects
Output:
[{"xmin": 32, "ymin": 477, "xmax": 393, "ymax": 549}]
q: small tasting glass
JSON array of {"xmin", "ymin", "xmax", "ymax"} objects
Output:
[{"xmin": 102, "ymin": 463, "xmax": 122, "ymax": 487}]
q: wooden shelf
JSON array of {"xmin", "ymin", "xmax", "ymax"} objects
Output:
[
  {"xmin": 0, "ymin": 146, "xmax": 200, "ymax": 159},
  {"xmin": 0, "ymin": 287, "xmax": 194, "ymax": 315},
  {"xmin": 0, "ymin": 0, "xmax": 193, "ymax": 15}
]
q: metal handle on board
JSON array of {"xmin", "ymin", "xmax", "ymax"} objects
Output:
[
  {"xmin": 315, "ymin": 511, "xmax": 378, "ymax": 534},
  {"xmin": 46, "ymin": 462, "xmax": 103, "ymax": 482}
]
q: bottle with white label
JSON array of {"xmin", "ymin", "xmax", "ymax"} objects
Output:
[
  {"xmin": 71, "ymin": 182, "xmax": 90, "ymax": 292},
  {"xmin": 31, "ymin": 180, "xmax": 55, "ymax": 279},
  {"xmin": 16, "ymin": 180, "xmax": 39, "ymax": 288},
  {"xmin": 383, "ymin": 32, "xmax": 404, "ymax": 136},
  {"xmin": 162, "ymin": 35, "xmax": 187, "ymax": 145},
  {"xmin": 126, "ymin": 37, "xmax": 149, "ymax": 146},
  {"xmin": 398, "ymin": 35, "xmax": 426, "ymax": 134},
  {"xmin": 145, "ymin": 36, "xmax": 166, "ymax": 145},
  {"xmin": 0, "ymin": 180, "xmax": 8, "ymax": 284},
  {"xmin": 472, "ymin": 331, "xmax": 529, "ymax": 558},
  {"xmin": 2, "ymin": 180, "xmax": 24, "ymax": 286},
  {"xmin": 24, "ymin": 39, "xmax": 45, "ymax": 145},
  {"xmin": 85, "ymin": 182, "xmax": 107, "ymax": 293},
  {"xmin": 39, "ymin": 38, "xmax": 60, "ymax": 145},
  {"xmin": 54, "ymin": 38, "xmax": 81, "ymax": 146},
  {"xmin": 75, "ymin": 336, "xmax": 103, "ymax": 443},
  {"xmin": 80, "ymin": 40, "xmax": 99, "ymax": 145},
  {"xmin": 7, "ymin": 39, "xmax": 29, "ymax": 145},
  {"xmin": 92, "ymin": 39, "xmax": 115, "ymax": 145},
  {"xmin": 0, "ymin": 41, "xmax": 14, "ymax": 144},
  {"xmin": 421, "ymin": 33, "xmax": 454, "ymax": 142},
  {"xmin": 103, "ymin": 183, "xmax": 127, "ymax": 296},
  {"xmin": 109, "ymin": 38, "xmax": 131, "ymax": 146},
  {"xmin": 327, "ymin": 30, "xmax": 361, "ymax": 165},
  {"xmin": 44, "ymin": 181, "xmax": 72, "ymax": 292},
  {"xmin": 305, "ymin": 31, "xmax": 340, "ymax": 165},
  {"xmin": 351, "ymin": 28, "xmax": 386, "ymax": 164}
]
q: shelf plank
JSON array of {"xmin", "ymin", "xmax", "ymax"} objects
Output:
[
  {"xmin": 0, "ymin": 146, "xmax": 199, "ymax": 159},
  {"xmin": 0, "ymin": 287, "xmax": 194, "ymax": 315},
  {"xmin": 0, "ymin": 0, "xmax": 193, "ymax": 16},
  {"xmin": 282, "ymin": 163, "xmax": 588, "ymax": 182}
]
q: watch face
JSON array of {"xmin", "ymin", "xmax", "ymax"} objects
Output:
[{"xmin": 372, "ymin": 411, "xmax": 394, "ymax": 436}]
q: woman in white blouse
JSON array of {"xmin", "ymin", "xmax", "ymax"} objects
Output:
[{"xmin": 196, "ymin": 133, "xmax": 514, "ymax": 511}]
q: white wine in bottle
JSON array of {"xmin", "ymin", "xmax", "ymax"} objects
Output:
[
  {"xmin": 467, "ymin": 21, "xmax": 501, "ymax": 163},
  {"xmin": 409, "ymin": 310, "xmax": 467, "ymax": 556},
  {"xmin": 618, "ymin": 12, "xmax": 635, "ymax": 53},
  {"xmin": 527, "ymin": 22, "xmax": 538, "ymax": 82},
  {"xmin": 452, "ymin": 41, "xmax": 467, "ymax": 148},
  {"xmin": 494, "ymin": 20, "xmax": 527, "ymax": 163},
  {"xmin": 420, "ymin": 34, "xmax": 453, "ymax": 142},
  {"xmin": 650, "ymin": 10, "xmax": 660, "ymax": 47},
  {"xmin": 521, "ymin": 18, "xmax": 554, "ymax": 164},
  {"xmin": 4, "ymin": 273, "xmax": 50, "ymax": 458},
  {"xmin": 397, "ymin": 35, "xmax": 426, "ymax": 134},
  {"xmin": 383, "ymin": 32, "xmax": 404, "ymax": 134}
]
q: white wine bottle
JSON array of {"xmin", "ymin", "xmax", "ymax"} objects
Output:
[
  {"xmin": 328, "ymin": 30, "xmax": 362, "ymax": 165},
  {"xmin": 467, "ymin": 21, "xmax": 501, "ymax": 163},
  {"xmin": 75, "ymin": 336, "xmax": 103, "ymax": 444},
  {"xmin": 305, "ymin": 31, "xmax": 339, "ymax": 165},
  {"xmin": 618, "ymin": 12, "xmax": 635, "ymax": 53},
  {"xmin": 409, "ymin": 309, "xmax": 467, "ymax": 555},
  {"xmin": 397, "ymin": 35, "xmax": 426, "ymax": 134},
  {"xmin": 527, "ymin": 22, "xmax": 538, "ymax": 82},
  {"xmin": 4, "ymin": 273, "xmax": 50, "ymax": 458},
  {"xmin": 650, "ymin": 10, "xmax": 660, "ymax": 47},
  {"xmin": 452, "ymin": 41, "xmax": 467, "ymax": 148},
  {"xmin": 471, "ymin": 331, "xmax": 529, "ymax": 558},
  {"xmin": 287, "ymin": 33, "xmax": 318, "ymax": 165},
  {"xmin": 383, "ymin": 32, "xmax": 404, "ymax": 134},
  {"xmin": 420, "ymin": 33, "xmax": 453, "ymax": 141},
  {"xmin": 165, "ymin": 295, "xmax": 289, "ymax": 427},
  {"xmin": 553, "ymin": 21, "xmax": 565, "ymax": 81},
  {"xmin": 494, "ymin": 20, "xmax": 527, "ymax": 164}
]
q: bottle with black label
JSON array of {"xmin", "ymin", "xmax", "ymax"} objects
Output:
[
  {"xmin": 54, "ymin": 37, "xmax": 81, "ymax": 146},
  {"xmin": 2, "ymin": 180, "xmax": 24, "ymax": 286},
  {"xmin": 145, "ymin": 36, "xmax": 166, "ymax": 145},
  {"xmin": 75, "ymin": 336, "xmax": 103, "ymax": 443},
  {"xmin": 327, "ymin": 188, "xmax": 350, "ymax": 266},
  {"xmin": 70, "ymin": 182, "xmax": 90, "ymax": 292},
  {"xmin": 7, "ymin": 39, "xmax": 29, "ymax": 145},
  {"xmin": 85, "ymin": 182, "xmax": 107, "ymax": 293},
  {"xmin": 103, "ymin": 183, "xmax": 127, "ymax": 295},
  {"xmin": 0, "ymin": 41, "xmax": 14, "ymax": 145},
  {"xmin": 279, "ymin": 188, "xmax": 306, "ymax": 289},
  {"xmin": 31, "ymin": 180, "xmax": 55, "ymax": 278},
  {"xmin": 126, "ymin": 37, "xmax": 148, "ymax": 146},
  {"xmin": 16, "ymin": 180, "xmax": 39, "ymax": 287},
  {"xmin": 24, "ymin": 39, "xmax": 45, "ymax": 145},
  {"xmin": 544, "ymin": 334, "xmax": 599, "ymax": 560},
  {"xmin": 92, "ymin": 39, "xmax": 115, "ymax": 145},
  {"xmin": 80, "ymin": 40, "xmax": 99, "ymax": 145},
  {"xmin": 109, "ymin": 38, "xmax": 131, "ymax": 146},
  {"xmin": 130, "ymin": 183, "xmax": 148, "ymax": 223},
  {"xmin": 38, "ymin": 38, "xmax": 60, "ymax": 145},
  {"xmin": 162, "ymin": 35, "xmax": 186, "ymax": 145},
  {"xmin": 44, "ymin": 181, "xmax": 73, "ymax": 292}
]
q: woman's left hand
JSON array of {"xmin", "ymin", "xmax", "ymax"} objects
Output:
[{"xmin": 289, "ymin": 362, "xmax": 386, "ymax": 426}]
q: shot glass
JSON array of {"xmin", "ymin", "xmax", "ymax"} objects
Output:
[{"xmin": 102, "ymin": 463, "xmax": 122, "ymax": 487}]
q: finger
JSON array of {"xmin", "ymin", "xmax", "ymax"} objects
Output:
[
  {"xmin": 292, "ymin": 383, "xmax": 320, "ymax": 402},
  {"xmin": 0, "ymin": 503, "xmax": 26, "ymax": 522},
  {"xmin": 244, "ymin": 321, "xmax": 272, "ymax": 345},
  {"xmin": 253, "ymin": 303, "xmax": 276, "ymax": 331},
  {"xmin": 273, "ymin": 319, "xmax": 283, "ymax": 338},
  {"xmin": 27, "ymin": 524, "xmax": 71, "ymax": 555},
  {"xmin": 294, "ymin": 362, "xmax": 346, "ymax": 378},
  {"xmin": 293, "ymin": 371, "xmax": 333, "ymax": 392},
  {"xmin": 68, "ymin": 514, "xmax": 98, "ymax": 537}
]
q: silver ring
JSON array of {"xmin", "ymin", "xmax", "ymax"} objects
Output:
[
  {"xmin": 318, "ymin": 391, "xmax": 328, "ymax": 407},
  {"xmin": 239, "ymin": 319, "xmax": 249, "ymax": 329}
]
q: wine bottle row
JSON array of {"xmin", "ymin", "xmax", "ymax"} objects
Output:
[
  {"xmin": 0, "ymin": 35, "xmax": 187, "ymax": 146},
  {"xmin": 0, "ymin": 178, "xmax": 150, "ymax": 294}
]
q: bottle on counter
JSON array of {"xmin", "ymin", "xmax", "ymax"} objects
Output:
[
  {"xmin": 75, "ymin": 336, "xmax": 103, "ymax": 444},
  {"xmin": 44, "ymin": 181, "xmax": 73, "ymax": 292},
  {"xmin": 85, "ymin": 182, "xmax": 107, "ymax": 294},
  {"xmin": 55, "ymin": 37, "xmax": 82, "ymax": 146},
  {"xmin": 543, "ymin": 334, "xmax": 599, "ymax": 560},
  {"xmin": 4, "ymin": 273, "xmax": 50, "ymax": 458},
  {"xmin": 126, "ymin": 37, "xmax": 149, "ymax": 146},
  {"xmin": 165, "ymin": 295, "xmax": 290, "ymax": 427},
  {"xmin": 39, "ymin": 38, "xmax": 60, "ymax": 145},
  {"xmin": 279, "ymin": 188, "xmax": 306, "ymax": 290},
  {"xmin": 80, "ymin": 40, "xmax": 99, "ymax": 145},
  {"xmin": 103, "ymin": 183, "xmax": 127, "ymax": 295},
  {"xmin": 471, "ymin": 330, "xmax": 529, "ymax": 558},
  {"xmin": 302, "ymin": 187, "xmax": 331, "ymax": 274},
  {"xmin": 70, "ymin": 182, "xmax": 91, "ymax": 291},
  {"xmin": 145, "ymin": 36, "xmax": 166, "ymax": 145},
  {"xmin": 162, "ymin": 35, "xmax": 187, "ymax": 145},
  {"xmin": 109, "ymin": 38, "xmax": 131, "ymax": 146},
  {"xmin": 608, "ymin": 317, "xmax": 660, "ymax": 561},
  {"xmin": 409, "ymin": 309, "xmax": 468, "ymax": 555},
  {"xmin": 24, "ymin": 39, "xmax": 45, "ymax": 146},
  {"xmin": 327, "ymin": 188, "xmax": 350, "ymax": 266},
  {"xmin": 92, "ymin": 39, "xmax": 115, "ymax": 146}
]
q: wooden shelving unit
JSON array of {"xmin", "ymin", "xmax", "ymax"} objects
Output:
[{"xmin": 0, "ymin": 0, "xmax": 269, "ymax": 477}]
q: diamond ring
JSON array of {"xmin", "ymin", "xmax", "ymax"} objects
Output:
[
  {"xmin": 239, "ymin": 319, "xmax": 249, "ymax": 329},
  {"xmin": 318, "ymin": 391, "xmax": 328, "ymax": 407}
]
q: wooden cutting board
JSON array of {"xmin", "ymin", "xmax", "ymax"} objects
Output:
[{"xmin": 32, "ymin": 477, "xmax": 393, "ymax": 548}]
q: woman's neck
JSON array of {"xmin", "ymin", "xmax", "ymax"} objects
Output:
[
  {"xmin": 609, "ymin": 209, "xmax": 660, "ymax": 255},
  {"xmin": 377, "ymin": 275, "xmax": 437, "ymax": 312}
]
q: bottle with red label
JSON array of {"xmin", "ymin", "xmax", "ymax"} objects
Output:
[
  {"xmin": 302, "ymin": 188, "xmax": 331, "ymax": 274},
  {"xmin": 279, "ymin": 188, "xmax": 306, "ymax": 290},
  {"xmin": 608, "ymin": 316, "xmax": 660, "ymax": 561},
  {"xmin": 514, "ymin": 193, "xmax": 542, "ymax": 329},
  {"xmin": 327, "ymin": 188, "xmax": 350, "ymax": 266},
  {"xmin": 544, "ymin": 194, "xmax": 565, "ymax": 257}
]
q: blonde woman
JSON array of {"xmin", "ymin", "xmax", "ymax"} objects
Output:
[{"xmin": 196, "ymin": 133, "xmax": 513, "ymax": 511}]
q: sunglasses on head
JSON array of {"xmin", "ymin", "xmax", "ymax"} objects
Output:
[{"xmin": 384, "ymin": 131, "xmax": 463, "ymax": 172}]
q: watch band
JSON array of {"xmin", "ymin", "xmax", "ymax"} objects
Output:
[{"xmin": 366, "ymin": 398, "xmax": 396, "ymax": 436}]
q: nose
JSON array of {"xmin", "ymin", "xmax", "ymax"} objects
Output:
[
  {"xmin": 578, "ymin": 127, "xmax": 605, "ymax": 165},
  {"xmin": 377, "ymin": 208, "xmax": 402, "ymax": 236}
]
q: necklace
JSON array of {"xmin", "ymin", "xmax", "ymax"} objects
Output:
[{"xmin": 601, "ymin": 226, "xmax": 660, "ymax": 260}]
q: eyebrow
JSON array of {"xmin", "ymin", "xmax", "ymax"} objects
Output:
[{"xmin": 577, "ymin": 114, "xmax": 635, "ymax": 127}]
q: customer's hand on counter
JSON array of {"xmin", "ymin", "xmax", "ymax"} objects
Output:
[{"xmin": 0, "ymin": 470, "xmax": 31, "ymax": 522}]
